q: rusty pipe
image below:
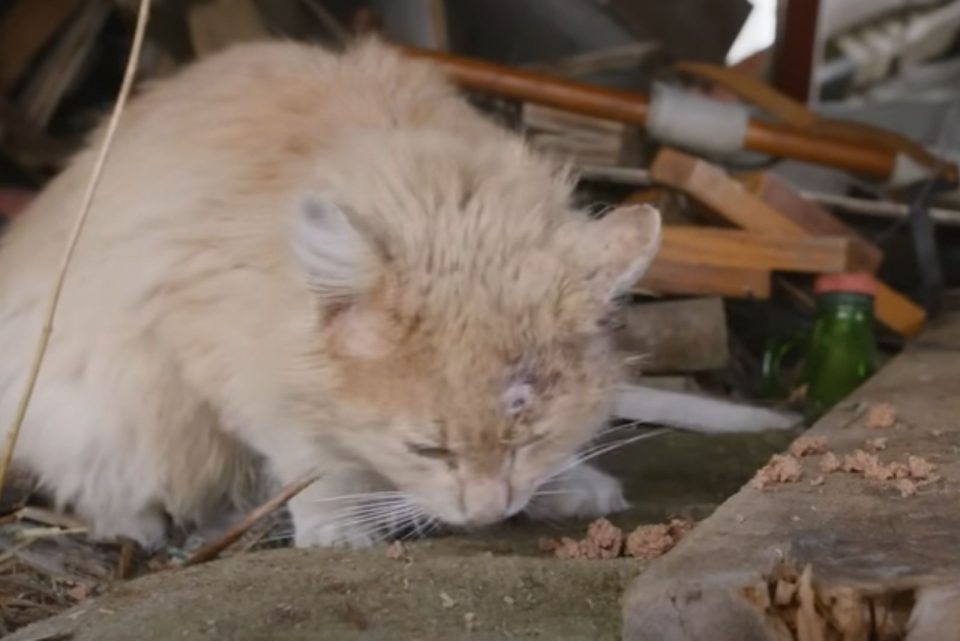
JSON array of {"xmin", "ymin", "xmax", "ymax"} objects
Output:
[{"xmin": 397, "ymin": 45, "xmax": 950, "ymax": 184}]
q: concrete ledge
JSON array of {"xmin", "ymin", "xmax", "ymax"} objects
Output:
[{"xmin": 622, "ymin": 311, "xmax": 960, "ymax": 640}]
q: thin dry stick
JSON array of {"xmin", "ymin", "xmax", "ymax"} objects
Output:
[
  {"xmin": 0, "ymin": 0, "xmax": 152, "ymax": 496},
  {"xmin": 181, "ymin": 472, "xmax": 321, "ymax": 567}
]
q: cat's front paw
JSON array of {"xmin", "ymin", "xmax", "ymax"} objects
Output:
[
  {"xmin": 525, "ymin": 464, "xmax": 628, "ymax": 521},
  {"xmin": 293, "ymin": 519, "xmax": 380, "ymax": 548}
]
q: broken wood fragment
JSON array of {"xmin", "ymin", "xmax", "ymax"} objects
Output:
[
  {"xmin": 649, "ymin": 148, "xmax": 926, "ymax": 336},
  {"xmin": 738, "ymin": 172, "xmax": 883, "ymax": 273},
  {"xmin": 637, "ymin": 258, "xmax": 771, "ymax": 299},
  {"xmin": 660, "ymin": 226, "xmax": 856, "ymax": 274}
]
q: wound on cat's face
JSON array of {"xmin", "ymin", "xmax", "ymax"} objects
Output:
[{"xmin": 291, "ymin": 179, "xmax": 660, "ymax": 528}]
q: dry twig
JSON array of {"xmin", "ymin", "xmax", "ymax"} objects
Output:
[
  {"xmin": 181, "ymin": 472, "xmax": 320, "ymax": 567},
  {"xmin": 0, "ymin": 0, "xmax": 152, "ymax": 495}
]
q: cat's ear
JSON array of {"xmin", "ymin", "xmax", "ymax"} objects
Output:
[
  {"xmin": 292, "ymin": 195, "xmax": 380, "ymax": 299},
  {"xmin": 569, "ymin": 204, "xmax": 661, "ymax": 301}
]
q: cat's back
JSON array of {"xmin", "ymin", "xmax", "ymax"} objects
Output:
[{"xmin": 0, "ymin": 38, "xmax": 484, "ymax": 295}]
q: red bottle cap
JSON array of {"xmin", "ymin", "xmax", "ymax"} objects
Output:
[{"xmin": 813, "ymin": 273, "xmax": 877, "ymax": 296}]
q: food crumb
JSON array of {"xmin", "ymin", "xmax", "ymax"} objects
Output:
[
  {"xmin": 932, "ymin": 429, "xmax": 944, "ymax": 437},
  {"xmin": 907, "ymin": 455, "xmax": 936, "ymax": 480},
  {"xmin": 789, "ymin": 436, "xmax": 828, "ymax": 457},
  {"xmin": 440, "ymin": 592, "xmax": 457, "ymax": 609},
  {"xmin": 502, "ymin": 595, "xmax": 514, "ymax": 606},
  {"xmin": 864, "ymin": 437, "xmax": 888, "ymax": 452},
  {"xmin": 542, "ymin": 518, "xmax": 692, "ymax": 560},
  {"xmin": 865, "ymin": 403, "xmax": 897, "ymax": 429},
  {"xmin": 750, "ymin": 454, "xmax": 803, "ymax": 489},
  {"xmin": 809, "ymin": 475, "xmax": 825, "ymax": 487},
  {"xmin": 385, "ymin": 541, "xmax": 407, "ymax": 561},
  {"xmin": 895, "ymin": 478, "xmax": 918, "ymax": 498},
  {"xmin": 819, "ymin": 452, "xmax": 842, "ymax": 473}
]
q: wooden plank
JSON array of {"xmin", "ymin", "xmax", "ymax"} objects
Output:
[
  {"xmin": 738, "ymin": 171, "xmax": 884, "ymax": 273},
  {"xmin": 649, "ymin": 148, "xmax": 926, "ymax": 337},
  {"xmin": 622, "ymin": 310, "xmax": 960, "ymax": 641},
  {"xmin": 0, "ymin": 0, "xmax": 82, "ymax": 90},
  {"xmin": 188, "ymin": 0, "xmax": 269, "ymax": 58},
  {"xmin": 615, "ymin": 298, "xmax": 729, "ymax": 374},
  {"xmin": 660, "ymin": 226, "xmax": 854, "ymax": 273},
  {"xmin": 637, "ymin": 258, "xmax": 771, "ymax": 299}
]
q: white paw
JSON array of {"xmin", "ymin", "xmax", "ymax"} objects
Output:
[
  {"xmin": 293, "ymin": 519, "xmax": 380, "ymax": 548},
  {"xmin": 525, "ymin": 464, "xmax": 628, "ymax": 521}
]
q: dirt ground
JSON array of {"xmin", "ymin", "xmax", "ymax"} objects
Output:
[{"xmin": 7, "ymin": 430, "xmax": 795, "ymax": 641}]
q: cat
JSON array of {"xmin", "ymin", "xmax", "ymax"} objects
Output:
[{"xmin": 0, "ymin": 38, "xmax": 660, "ymax": 548}]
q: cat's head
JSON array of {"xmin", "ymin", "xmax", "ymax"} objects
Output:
[{"xmin": 287, "ymin": 130, "xmax": 660, "ymax": 528}]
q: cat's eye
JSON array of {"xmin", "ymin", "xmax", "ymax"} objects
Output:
[
  {"xmin": 502, "ymin": 381, "xmax": 534, "ymax": 416},
  {"xmin": 407, "ymin": 443, "xmax": 453, "ymax": 459}
]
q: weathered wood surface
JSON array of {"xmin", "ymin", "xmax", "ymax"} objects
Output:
[{"xmin": 622, "ymin": 310, "xmax": 960, "ymax": 641}]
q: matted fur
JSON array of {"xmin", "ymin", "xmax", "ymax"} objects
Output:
[{"xmin": 0, "ymin": 39, "xmax": 660, "ymax": 547}]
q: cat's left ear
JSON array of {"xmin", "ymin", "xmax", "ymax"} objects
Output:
[
  {"xmin": 567, "ymin": 204, "xmax": 662, "ymax": 301},
  {"xmin": 291, "ymin": 195, "xmax": 381, "ymax": 300}
]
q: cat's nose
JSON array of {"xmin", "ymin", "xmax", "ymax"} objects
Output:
[{"xmin": 461, "ymin": 479, "xmax": 510, "ymax": 527}]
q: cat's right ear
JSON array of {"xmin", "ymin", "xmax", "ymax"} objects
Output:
[{"xmin": 292, "ymin": 196, "xmax": 380, "ymax": 299}]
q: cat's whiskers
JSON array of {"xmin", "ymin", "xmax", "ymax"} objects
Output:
[{"xmin": 546, "ymin": 427, "xmax": 668, "ymax": 481}]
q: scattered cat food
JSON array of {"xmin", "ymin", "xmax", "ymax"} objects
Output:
[
  {"xmin": 750, "ymin": 454, "xmax": 803, "ymax": 489},
  {"xmin": 895, "ymin": 478, "xmax": 918, "ymax": 498},
  {"xmin": 580, "ymin": 517, "xmax": 624, "ymax": 559},
  {"xmin": 865, "ymin": 402, "xmax": 897, "ymax": 429},
  {"xmin": 907, "ymin": 455, "xmax": 936, "ymax": 480},
  {"xmin": 625, "ymin": 519, "xmax": 691, "ymax": 561},
  {"xmin": 742, "ymin": 561, "xmax": 914, "ymax": 641},
  {"xmin": 864, "ymin": 437, "xmax": 888, "ymax": 452},
  {"xmin": 385, "ymin": 540, "xmax": 408, "ymax": 561},
  {"xmin": 541, "ymin": 518, "xmax": 692, "ymax": 560},
  {"xmin": 842, "ymin": 449, "xmax": 908, "ymax": 481},
  {"xmin": 819, "ymin": 451, "xmax": 842, "ymax": 473},
  {"xmin": 788, "ymin": 436, "xmax": 828, "ymax": 458}
]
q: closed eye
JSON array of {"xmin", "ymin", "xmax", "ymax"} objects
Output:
[
  {"xmin": 513, "ymin": 432, "xmax": 547, "ymax": 449},
  {"xmin": 406, "ymin": 443, "xmax": 453, "ymax": 459}
]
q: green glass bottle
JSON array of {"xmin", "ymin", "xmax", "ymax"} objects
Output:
[{"xmin": 803, "ymin": 273, "xmax": 878, "ymax": 416}]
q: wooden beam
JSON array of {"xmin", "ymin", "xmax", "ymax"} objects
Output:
[
  {"xmin": 637, "ymin": 258, "xmax": 771, "ymax": 299},
  {"xmin": 660, "ymin": 226, "xmax": 854, "ymax": 274},
  {"xmin": 649, "ymin": 148, "xmax": 926, "ymax": 337},
  {"xmin": 738, "ymin": 171, "xmax": 884, "ymax": 273}
]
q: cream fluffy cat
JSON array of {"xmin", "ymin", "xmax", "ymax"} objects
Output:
[{"xmin": 0, "ymin": 39, "xmax": 660, "ymax": 548}]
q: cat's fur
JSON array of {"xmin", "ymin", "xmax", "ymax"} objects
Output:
[{"xmin": 0, "ymin": 39, "xmax": 660, "ymax": 547}]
